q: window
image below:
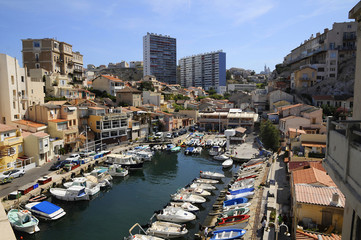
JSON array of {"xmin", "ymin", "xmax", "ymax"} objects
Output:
[
  {"xmin": 22, "ymin": 103, "xmax": 25, "ymax": 110},
  {"xmin": 33, "ymin": 41, "xmax": 40, "ymax": 48},
  {"xmin": 330, "ymin": 68, "xmax": 336, "ymax": 72},
  {"xmin": 96, "ymin": 121, "xmax": 101, "ymax": 129},
  {"xmin": 73, "ymin": 119, "xmax": 76, "ymax": 125},
  {"xmin": 330, "ymin": 52, "xmax": 337, "ymax": 58},
  {"xmin": 35, "ymin": 53, "xmax": 39, "ymax": 62},
  {"xmin": 11, "ymin": 75, "xmax": 14, "ymax": 85},
  {"xmin": 35, "ymin": 63, "xmax": 40, "ymax": 69},
  {"xmin": 102, "ymin": 132, "xmax": 110, "ymax": 138},
  {"xmin": 44, "ymin": 139, "xmax": 48, "ymax": 148},
  {"xmin": 21, "ymin": 76, "xmax": 24, "ymax": 82},
  {"xmin": 111, "ymin": 131, "xmax": 118, "ymax": 137},
  {"xmin": 330, "ymin": 74, "xmax": 336, "ymax": 78},
  {"xmin": 18, "ymin": 145, "xmax": 23, "ymax": 153}
]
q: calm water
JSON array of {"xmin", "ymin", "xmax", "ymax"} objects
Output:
[{"xmin": 17, "ymin": 150, "xmax": 238, "ymax": 240}]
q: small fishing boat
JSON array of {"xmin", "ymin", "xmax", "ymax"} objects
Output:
[
  {"xmin": 189, "ymin": 182, "xmax": 216, "ymax": 190},
  {"xmin": 28, "ymin": 194, "xmax": 47, "ymax": 203},
  {"xmin": 166, "ymin": 144, "xmax": 175, "ymax": 151},
  {"xmin": 185, "ymin": 147, "xmax": 194, "ymax": 155},
  {"xmin": 235, "ymin": 174, "xmax": 257, "ymax": 182},
  {"xmin": 168, "ymin": 202, "xmax": 199, "ymax": 212},
  {"xmin": 108, "ymin": 164, "xmax": 128, "ymax": 177},
  {"xmin": 213, "ymin": 154, "xmax": 229, "ymax": 161},
  {"xmin": 85, "ymin": 167, "xmax": 112, "ymax": 188},
  {"xmin": 194, "ymin": 178, "xmax": 219, "ymax": 184},
  {"xmin": 25, "ymin": 201, "xmax": 66, "ymax": 220},
  {"xmin": 178, "ymin": 187, "xmax": 211, "ymax": 196},
  {"xmin": 7, "ymin": 209, "xmax": 40, "ymax": 234},
  {"xmin": 193, "ymin": 147, "xmax": 202, "ymax": 154},
  {"xmin": 170, "ymin": 146, "xmax": 181, "ymax": 153},
  {"xmin": 225, "ymin": 191, "xmax": 254, "ymax": 200},
  {"xmin": 106, "ymin": 154, "xmax": 143, "ymax": 170},
  {"xmin": 64, "ymin": 177, "xmax": 100, "ymax": 196},
  {"xmin": 156, "ymin": 206, "xmax": 196, "ymax": 223},
  {"xmin": 210, "ymin": 228, "xmax": 246, "ymax": 240},
  {"xmin": 221, "ymin": 207, "xmax": 250, "ymax": 217},
  {"xmin": 229, "ymin": 184, "xmax": 254, "ymax": 192},
  {"xmin": 146, "ymin": 221, "xmax": 188, "ymax": 239},
  {"xmin": 223, "ymin": 202, "xmax": 251, "ymax": 211},
  {"xmin": 229, "ymin": 178, "xmax": 254, "ymax": 188},
  {"xmin": 127, "ymin": 223, "xmax": 164, "ymax": 240},
  {"xmin": 171, "ymin": 193, "xmax": 206, "ymax": 204},
  {"xmin": 223, "ymin": 197, "xmax": 248, "ymax": 207},
  {"xmin": 137, "ymin": 151, "xmax": 154, "ymax": 161},
  {"xmin": 50, "ymin": 186, "xmax": 90, "ymax": 201},
  {"xmin": 200, "ymin": 171, "xmax": 225, "ymax": 180},
  {"xmin": 222, "ymin": 159, "xmax": 233, "ymax": 169},
  {"xmin": 228, "ymin": 187, "xmax": 255, "ymax": 195},
  {"xmin": 209, "ymin": 146, "xmax": 223, "ymax": 156},
  {"xmin": 216, "ymin": 214, "xmax": 250, "ymax": 226}
]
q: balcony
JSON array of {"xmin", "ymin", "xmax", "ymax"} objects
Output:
[
  {"xmin": 323, "ymin": 118, "xmax": 361, "ymax": 207},
  {"xmin": 0, "ymin": 137, "xmax": 22, "ymax": 147},
  {"xmin": 67, "ymin": 60, "xmax": 74, "ymax": 65}
]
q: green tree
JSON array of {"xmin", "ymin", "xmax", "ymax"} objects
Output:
[
  {"xmin": 260, "ymin": 120, "xmax": 280, "ymax": 151},
  {"xmin": 139, "ymin": 81, "xmax": 155, "ymax": 91},
  {"xmin": 321, "ymin": 104, "xmax": 336, "ymax": 117},
  {"xmin": 207, "ymin": 87, "xmax": 217, "ymax": 95},
  {"xmin": 226, "ymin": 70, "xmax": 232, "ymax": 80}
]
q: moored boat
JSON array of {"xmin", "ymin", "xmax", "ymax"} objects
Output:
[
  {"xmin": 213, "ymin": 154, "xmax": 229, "ymax": 161},
  {"xmin": 7, "ymin": 209, "xmax": 40, "ymax": 234},
  {"xmin": 210, "ymin": 228, "xmax": 246, "ymax": 240},
  {"xmin": 106, "ymin": 154, "xmax": 143, "ymax": 170},
  {"xmin": 228, "ymin": 187, "xmax": 255, "ymax": 195},
  {"xmin": 170, "ymin": 146, "xmax": 181, "ymax": 153},
  {"xmin": 171, "ymin": 193, "xmax": 206, "ymax": 204},
  {"xmin": 50, "ymin": 186, "xmax": 90, "ymax": 201},
  {"xmin": 156, "ymin": 206, "xmax": 196, "ymax": 223},
  {"xmin": 63, "ymin": 177, "xmax": 100, "ymax": 196},
  {"xmin": 223, "ymin": 202, "xmax": 251, "ymax": 211},
  {"xmin": 223, "ymin": 197, "xmax": 248, "ymax": 207},
  {"xmin": 225, "ymin": 191, "xmax": 254, "ymax": 200},
  {"xmin": 216, "ymin": 214, "xmax": 250, "ymax": 226},
  {"xmin": 222, "ymin": 159, "xmax": 233, "ymax": 169},
  {"xmin": 178, "ymin": 187, "xmax": 211, "ymax": 196},
  {"xmin": 146, "ymin": 221, "xmax": 188, "ymax": 239},
  {"xmin": 168, "ymin": 202, "xmax": 199, "ymax": 212},
  {"xmin": 194, "ymin": 178, "xmax": 219, "ymax": 184},
  {"xmin": 221, "ymin": 207, "xmax": 250, "ymax": 218},
  {"xmin": 108, "ymin": 164, "xmax": 129, "ymax": 177},
  {"xmin": 209, "ymin": 146, "xmax": 223, "ymax": 156},
  {"xmin": 200, "ymin": 171, "xmax": 225, "ymax": 180},
  {"xmin": 189, "ymin": 182, "xmax": 216, "ymax": 190},
  {"xmin": 126, "ymin": 223, "xmax": 164, "ymax": 240},
  {"xmin": 184, "ymin": 147, "xmax": 194, "ymax": 155},
  {"xmin": 25, "ymin": 201, "xmax": 66, "ymax": 220}
]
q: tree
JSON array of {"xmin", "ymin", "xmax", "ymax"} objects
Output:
[
  {"xmin": 260, "ymin": 120, "xmax": 280, "ymax": 151},
  {"xmin": 226, "ymin": 70, "xmax": 232, "ymax": 80},
  {"xmin": 139, "ymin": 81, "xmax": 154, "ymax": 92},
  {"xmin": 207, "ymin": 87, "xmax": 217, "ymax": 95}
]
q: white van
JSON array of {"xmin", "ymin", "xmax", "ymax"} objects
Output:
[{"xmin": 154, "ymin": 132, "xmax": 163, "ymax": 140}]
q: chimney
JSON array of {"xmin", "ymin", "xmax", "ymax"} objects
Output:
[{"xmin": 331, "ymin": 192, "xmax": 339, "ymax": 206}]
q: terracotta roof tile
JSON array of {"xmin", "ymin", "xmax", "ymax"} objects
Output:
[
  {"xmin": 279, "ymin": 103, "xmax": 304, "ymax": 111},
  {"xmin": 295, "ymin": 184, "xmax": 345, "ymax": 208},
  {"xmin": 293, "ymin": 167, "xmax": 336, "ymax": 187},
  {"xmin": 312, "ymin": 95, "xmax": 334, "ymax": 101},
  {"xmin": 13, "ymin": 120, "xmax": 46, "ymax": 128},
  {"xmin": 48, "ymin": 119, "xmax": 69, "ymax": 123},
  {"xmin": 33, "ymin": 132, "xmax": 49, "ymax": 138},
  {"xmin": 289, "ymin": 161, "xmax": 324, "ymax": 172},
  {"xmin": 101, "ymin": 75, "xmax": 123, "ymax": 82},
  {"xmin": 296, "ymin": 230, "xmax": 342, "ymax": 240},
  {"xmin": 0, "ymin": 124, "xmax": 16, "ymax": 132}
]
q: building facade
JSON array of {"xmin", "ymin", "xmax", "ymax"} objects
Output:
[
  {"xmin": 179, "ymin": 51, "xmax": 226, "ymax": 91},
  {"xmin": 143, "ymin": 33, "xmax": 177, "ymax": 84},
  {"xmin": 0, "ymin": 54, "xmax": 44, "ymax": 124},
  {"xmin": 22, "ymin": 38, "xmax": 83, "ymax": 80}
]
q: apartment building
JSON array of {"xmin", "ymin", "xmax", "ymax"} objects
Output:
[
  {"xmin": 179, "ymin": 50, "xmax": 226, "ymax": 92},
  {"xmin": 283, "ymin": 21, "xmax": 357, "ymax": 82},
  {"xmin": 0, "ymin": 124, "xmax": 25, "ymax": 172},
  {"xmin": 115, "ymin": 87, "xmax": 142, "ymax": 107},
  {"xmin": 143, "ymin": 33, "xmax": 177, "ymax": 84},
  {"xmin": 92, "ymin": 75, "xmax": 125, "ymax": 96},
  {"xmin": 0, "ymin": 54, "xmax": 44, "ymax": 124},
  {"xmin": 22, "ymin": 38, "xmax": 83, "ymax": 80},
  {"xmin": 323, "ymin": 3, "xmax": 361, "ymax": 239}
]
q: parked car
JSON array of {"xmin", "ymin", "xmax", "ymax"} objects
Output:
[
  {"xmin": 154, "ymin": 132, "xmax": 164, "ymax": 140},
  {"xmin": 173, "ymin": 132, "xmax": 179, "ymax": 138},
  {"xmin": 166, "ymin": 132, "xmax": 173, "ymax": 139},
  {"xmin": 0, "ymin": 169, "xmax": 25, "ymax": 182},
  {"xmin": 65, "ymin": 153, "xmax": 81, "ymax": 161},
  {"xmin": 50, "ymin": 160, "xmax": 70, "ymax": 170},
  {"xmin": 179, "ymin": 129, "xmax": 187, "ymax": 135}
]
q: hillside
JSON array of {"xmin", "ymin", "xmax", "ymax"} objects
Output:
[{"xmin": 98, "ymin": 68, "xmax": 143, "ymax": 81}]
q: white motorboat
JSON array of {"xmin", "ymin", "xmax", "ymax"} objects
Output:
[
  {"xmin": 7, "ymin": 209, "xmax": 40, "ymax": 234},
  {"xmin": 193, "ymin": 147, "xmax": 202, "ymax": 154},
  {"xmin": 127, "ymin": 223, "xmax": 164, "ymax": 240},
  {"xmin": 171, "ymin": 193, "xmax": 206, "ymax": 204},
  {"xmin": 146, "ymin": 221, "xmax": 188, "ymax": 239},
  {"xmin": 222, "ymin": 159, "xmax": 233, "ymax": 169},
  {"xmin": 229, "ymin": 178, "xmax": 255, "ymax": 189},
  {"xmin": 205, "ymin": 139, "xmax": 213, "ymax": 147},
  {"xmin": 156, "ymin": 206, "xmax": 196, "ymax": 223},
  {"xmin": 63, "ymin": 177, "xmax": 100, "ymax": 196},
  {"xmin": 209, "ymin": 146, "xmax": 223, "ymax": 156},
  {"xmin": 226, "ymin": 191, "xmax": 255, "ymax": 200},
  {"xmin": 106, "ymin": 153, "xmax": 143, "ymax": 170},
  {"xmin": 200, "ymin": 171, "xmax": 225, "ymax": 180},
  {"xmin": 168, "ymin": 202, "xmax": 199, "ymax": 212},
  {"xmin": 189, "ymin": 182, "xmax": 216, "ymax": 190},
  {"xmin": 50, "ymin": 186, "xmax": 90, "ymax": 201},
  {"xmin": 85, "ymin": 167, "xmax": 112, "ymax": 188},
  {"xmin": 229, "ymin": 183, "xmax": 255, "ymax": 192},
  {"xmin": 178, "ymin": 187, "xmax": 211, "ymax": 196},
  {"xmin": 223, "ymin": 202, "xmax": 252, "ymax": 211},
  {"xmin": 25, "ymin": 201, "xmax": 66, "ymax": 220},
  {"xmin": 108, "ymin": 164, "xmax": 129, "ymax": 177},
  {"xmin": 137, "ymin": 151, "xmax": 153, "ymax": 161},
  {"xmin": 213, "ymin": 154, "xmax": 230, "ymax": 161},
  {"xmin": 194, "ymin": 178, "xmax": 219, "ymax": 184}
]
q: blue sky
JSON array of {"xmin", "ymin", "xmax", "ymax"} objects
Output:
[{"xmin": 0, "ymin": 0, "xmax": 358, "ymax": 73}]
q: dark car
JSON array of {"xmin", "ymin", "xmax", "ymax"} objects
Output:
[
  {"xmin": 179, "ymin": 129, "xmax": 187, "ymax": 135},
  {"xmin": 50, "ymin": 160, "xmax": 70, "ymax": 170},
  {"xmin": 173, "ymin": 132, "xmax": 179, "ymax": 138}
]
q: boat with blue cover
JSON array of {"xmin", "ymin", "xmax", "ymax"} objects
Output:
[
  {"xmin": 25, "ymin": 201, "xmax": 66, "ymax": 220},
  {"xmin": 228, "ymin": 187, "xmax": 255, "ymax": 195},
  {"xmin": 210, "ymin": 228, "xmax": 246, "ymax": 239},
  {"xmin": 185, "ymin": 147, "xmax": 194, "ymax": 155},
  {"xmin": 170, "ymin": 146, "xmax": 181, "ymax": 152},
  {"xmin": 223, "ymin": 197, "xmax": 248, "ymax": 207}
]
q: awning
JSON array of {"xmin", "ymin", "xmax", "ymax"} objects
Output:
[
  {"xmin": 301, "ymin": 143, "xmax": 326, "ymax": 148},
  {"xmin": 67, "ymin": 106, "xmax": 77, "ymax": 111}
]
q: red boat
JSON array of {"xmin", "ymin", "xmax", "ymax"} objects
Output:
[
  {"xmin": 235, "ymin": 175, "xmax": 257, "ymax": 182},
  {"xmin": 216, "ymin": 214, "xmax": 250, "ymax": 226}
]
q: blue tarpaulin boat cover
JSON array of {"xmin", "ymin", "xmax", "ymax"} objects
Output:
[{"xmin": 32, "ymin": 201, "xmax": 61, "ymax": 214}]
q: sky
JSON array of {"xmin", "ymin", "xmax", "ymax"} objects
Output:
[{"xmin": 0, "ymin": 0, "xmax": 359, "ymax": 73}]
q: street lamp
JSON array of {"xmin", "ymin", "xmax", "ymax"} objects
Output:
[{"xmin": 279, "ymin": 222, "xmax": 291, "ymax": 237}]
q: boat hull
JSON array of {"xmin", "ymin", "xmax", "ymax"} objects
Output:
[{"xmin": 210, "ymin": 229, "xmax": 246, "ymax": 240}]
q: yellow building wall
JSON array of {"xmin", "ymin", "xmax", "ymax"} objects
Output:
[
  {"xmin": 47, "ymin": 121, "xmax": 65, "ymax": 139},
  {"xmin": 0, "ymin": 130, "xmax": 24, "ymax": 172},
  {"xmin": 295, "ymin": 203, "xmax": 344, "ymax": 232},
  {"xmin": 88, "ymin": 115, "xmax": 101, "ymax": 133},
  {"xmin": 294, "ymin": 67, "xmax": 317, "ymax": 89}
]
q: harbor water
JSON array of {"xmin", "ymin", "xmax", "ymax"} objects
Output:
[{"xmin": 18, "ymin": 150, "xmax": 238, "ymax": 240}]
